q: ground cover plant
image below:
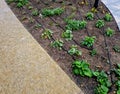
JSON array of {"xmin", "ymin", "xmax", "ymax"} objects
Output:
[
  {"xmin": 95, "ymin": 20, "xmax": 104, "ymax": 28},
  {"xmin": 65, "ymin": 19, "xmax": 87, "ymax": 30},
  {"xmin": 72, "ymin": 60, "xmax": 93, "ymax": 77},
  {"xmin": 105, "ymin": 27, "xmax": 115, "ymax": 37},
  {"xmin": 61, "ymin": 30, "xmax": 73, "ymax": 41},
  {"xmin": 113, "ymin": 45, "xmax": 120, "ymax": 53},
  {"xmin": 7, "ymin": 0, "xmax": 120, "ymax": 94},
  {"xmin": 86, "ymin": 12, "xmax": 94, "ymax": 20},
  {"xmin": 81, "ymin": 36, "xmax": 96, "ymax": 48},
  {"xmin": 41, "ymin": 29, "xmax": 53, "ymax": 39},
  {"xmin": 104, "ymin": 13, "xmax": 112, "ymax": 22},
  {"xmin": 51, "ymin": 39, "xmax": 64, "ymax": 50},
  {"xmin": 41, "ymin": 7, "xmax": 64, "ymax": 17},
  {"xmin": 68, "ymin": 45, "xmax": 82, "ymax": 56},
  {"xmin": 6, "ymin": 0, "xmax": 28, "ymax": 7}
]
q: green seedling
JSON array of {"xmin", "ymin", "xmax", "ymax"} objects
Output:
[
  {"xmin": 29, "ymin": 17, "xmax": 34, "ymax": 23},
  {"xmin": 94, "ymin": 70, "xmax": 111, "ymax": 94},
  {"xmin": 90, "ymin": 49, "xmax": 97, "ymax": 56},
  {"xmin": 104, "ymin": 13, "xmax": 112, "ymax": 22},
  {"xmin": 41, "ymin": 29, "xmax": 53, "ymax": 39},
  {"xmin": 62, "ymin": 30, "xmax": 73, "ymax": 41},
  {"xmin": 28, "ymin": 6, "xmax": 33, "ymax": 10},
  {"xmin": 81, "ymin": 36, "xmax": 96, "ymax": 48},
  {"xmin": 51, "ymin": 39, "xmax": 64, "ymax": 50},
  {"xmin": 116, "ymin": 80, "xmax": 120, "ymax": 94},
  {"xmin": 86, "ymin": 12, "xmax": 94, "ymax": 20},
  {"xmin": 7, "ymin": 0, "xmax": 28, "ymax": 7},
  {"xmin": 32, "ymin": 9, "xmax": 39, "ymax": 16},
  {"xmin": 114, "ymin": 64, "xmax": 120, "ymax": 94},
  {"xmin": 72, "ymin": 60, "xmax": 93, "ymax": 77},
  {"xmin": 65, "ymin": 19, "xmax": 87, "ymax": 30},
  {"xmin": 41, "ymin": 7, "xmax": 64, "ymax": 17},
  {"xmin": 96, "ymin": 20, "xmax": 104, "ymax": 28},
  {"xmin": 113, "ymin": 45, "xmax": 120, "ymax": 53},
  {"xmin": 68, "ymin": 45, "xmax": 82, "ymax": 56},
  {"xmin": 105, "ymin": 27, "xmax": 114, "ymax": 37},
  {"xmin": 6, "ymin": 0, "xmax": 14, "ymax": 4},
  {"xmin": 95, "ymin": 85, "xmax": 109, "ymax": 94},
  {"xmin": 34, "ymin": 24, "xmax": 41, "ymax": 29}
]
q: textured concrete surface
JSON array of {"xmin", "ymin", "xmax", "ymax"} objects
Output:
[
  {"xmin": 0, "ymin": 0, "xmax": 84, "ymax": 94},
  {"xmin": 101, "ymin": 0, "xmax": 120, "ymax": 30}
]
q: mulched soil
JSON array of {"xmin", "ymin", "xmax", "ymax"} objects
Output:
[{"xmin": 7, "ymin": 0, "xmax": 120, "ymax": 94}]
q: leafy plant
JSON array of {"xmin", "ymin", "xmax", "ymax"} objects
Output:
[
  {"xmin": 114, "ymin": 64, "xmax": 120, "ymax": 94},
  {"xmin": 95, "ymin": 85, "xmax": 109, "ymax": 94},
  {"xmin": 68, "ymin": 45, "xmax": 82, "ymax": 56},
  {"xmin": 113, "ymin": 45, "xmax": 120, "ymax": 53},
  {"xmin": 90, "ymin": 49, "xmax": 97, "ymax": 56},
  {"xmin": 51, "ymin": 39, "xmax": 64, "ymax": 50},
  {"xmin": 114, "ymin": 64, "xmax": 120, "ymax": 77},
  {"xmin": 6, "ymin": 0, "xmax": 29, "ymax": 7},
  {"xmin": 65, "ymin": 19, "xmax": 87, "ymax": 30},
  {"xmin": 32, "ymin": 9, "xmax": 39, "ymax": 16},
  {"xmin": 41, "ymin": 7, "xmax": 64, "ymax": 17},
  {"xmin": 81, "ymin": 36, "xmax": 96, "ymax": 48},
  {"xmin": 96, "ymin": 20, "xmax": 104, "ymax": 28},
  {"xmin": 116, "ymin": 80, "xmax": 120, "ymax": 94},
  {"xmin": 104, "ymin": 13, "xmax": 112, "ymax": 22},
  {"xmin": 72, "ymin": 60, "xmax": 93, "ymax": 77},
  {"xmin": 41, "ymin": 29, "xmax": 53, "ymax": 39},
  {"xmin": 61, "ymin": 30, "xmax": 73, "ymax": 41},
  {"xmin": 94, "ymin": 71, "xmax": 111, "ymax": 94},
  {"xmin": 96, "ymin": 71, "xmax": 111, "ymax": 87},
  {"xmin": 86, "ymin": 12, "xmax": 94, "ymax": 20},
  {"xmin": 105, "ymin": 27, "xmax": 114, "ymax": 37}
]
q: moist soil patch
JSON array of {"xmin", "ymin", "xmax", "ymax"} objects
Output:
[{"xmin": 7, "ymin": 0, "xmax": 120, "ymax": 94}]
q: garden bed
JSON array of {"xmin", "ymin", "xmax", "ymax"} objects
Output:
[{"xmin": 7, "ymin": 0, "xmax": 120, "ymax": 94}]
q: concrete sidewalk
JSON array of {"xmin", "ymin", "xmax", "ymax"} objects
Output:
[
  {"xmin": 0, "ymin": 0, "xmax": 83, "ymax": 94},
  {"xmin": 101, "ymin": 0, "xmax": 120, "ymax": 30}
]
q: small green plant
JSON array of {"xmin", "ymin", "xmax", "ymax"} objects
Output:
[
  {"xmin": 34, "ymin": 23, "xmax": 41, "ymax": 29},
  {"xmin": 90, "ymin": 49, "xmax": 97, "ymax": 56},
  {"xmin": 104, "ymin": 13, "xmax": 112, "ymax": 22},
  {"xmin": 72, "ymin": 60, "xmax": 93, "ymax": 77},
  {"xmin": 105, "ymin": 27, "xmax": 114, "ymax": 37},
  {"xmin": 51, "ymin": 39, "xmax": 64, "ymax": 50},
  {"xmin": 6, "ymin": 0, "xmax": 14, "ymax": 4},
  {"xmin": 94, "ymin": 71, "xmax": 111, "ymax": 94},
  {"xmin": 86, "ymin": 12, "xmax": 94, "ymax": 20},
  {"xmin": 61, "ymin": 30, "xmax": 73, "ymax": 41},
  {"xmin": 41, "ymin": 29, "xmax": 53, "ymax": 39},
  {"xmin": 6, "ymin": 0, "xmax": 29, "ymax": 7},
  {"xmin": 32, "ymin": 9, "xmax": 39, "ymax": 16},
  {"xmin": 96, "ymin": 20, "xmax": 104, "ymax": 28},
  {"xmin": 116, "ymin": 80, "xmax": 120, "ymax": 94},
  {"xmin": 65, "ymin": 19, "xmax": 87, "ymax": 30},
  {"xmin": 81, "ymin": 36, "xmax": 96, "ymax": 48},
  {"xmin": 28, "ymin": 6, "xmax": 33, "ymax": 10},
  {"xmin": 113, "ymin": 45, "xmax": 120, "ymax": 53},
  {"xmin": 114, "ymin": 64, "xmax": 120, "ymax": 94},
  {"xmin": 95, "ymin": 85, "xmax": 109, "ymax": 94},
  {"xmin": 41, "ymin": 7, "xmax": 64, "ymax": 17},
  {"xmin": 114, "ymin": 64, "xmax": 120, "ymax": 77},
  {"xmin": 68, "ymin": 45, "xmax": 82, "ymax": 56}
]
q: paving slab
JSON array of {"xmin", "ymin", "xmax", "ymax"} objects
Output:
[
  {"xmin": 101, "ymin": 0, "xmax": 120, "ymax": 30},
  {"xmin": 0, "ymin": 0, "xmax": 84, "ymax": 94}
]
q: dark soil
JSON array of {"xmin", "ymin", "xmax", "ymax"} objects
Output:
[{"xmin": 7, "ymin": 0, "xmax": 120, "ymax": 94}]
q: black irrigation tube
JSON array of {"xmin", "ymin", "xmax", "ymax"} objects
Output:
[
  {"xmin": 88, "ymin": 0, "xmax": 114, "ymax": 85},
  {"xmin": 20, "ymin": 1, "xmax": 76, "ymax": 60}
]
